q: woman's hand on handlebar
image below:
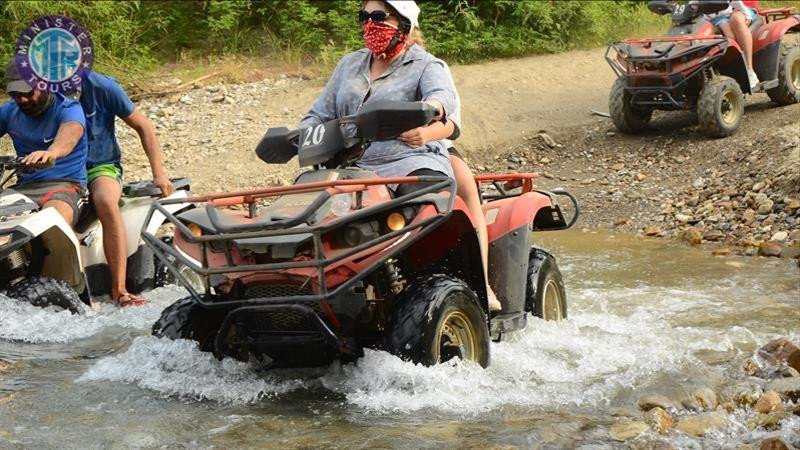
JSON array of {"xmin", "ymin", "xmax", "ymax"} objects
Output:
[
  {"xmin": 398, "ymin": 127, "xmax": 429, "ymax": 148},
  {"xmin": 21, "ymin": 150, "xmax": 57, "ymax": 168}
]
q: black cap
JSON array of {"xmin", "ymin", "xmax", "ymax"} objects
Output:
[{"xmin": 5, "ymin": 60, "xmax": 33, "ymax": 94}]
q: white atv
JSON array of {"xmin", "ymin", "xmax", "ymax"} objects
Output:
[{"xmin": 0, "ymin": 155, "xmax": 192, "ymax": 313}]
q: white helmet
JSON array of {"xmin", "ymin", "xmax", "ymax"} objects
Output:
[{"xmin": 386, "ymin": 0, "xmax": 420, "ymax": 32}]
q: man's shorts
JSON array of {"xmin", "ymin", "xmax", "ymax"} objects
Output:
[
  {"xmin": 13, "ymin": 180, "xmax": 87, "ymax": 226},
  {"xmin": 87, "ymin": 163, "xmax": 123, "ymax": 185},
  {"xmin": 710, "ymin": 6, "xmax": 758, "ymax": 27}
]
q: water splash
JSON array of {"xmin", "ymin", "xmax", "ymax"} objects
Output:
[
  {"xmin": 0, "ymin": 285, "xmax": 186, "ymax": 343},
  {"xmin": 78, "ymin": 336, "xmax": 304, "ymax": 403}
]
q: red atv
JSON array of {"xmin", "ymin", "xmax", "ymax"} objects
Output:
[
  {"xmin": 145, "ymin": 101, "xmax": 578, "ymax": 369},
  {"xmin": 607, "ymin": 1, "xmax": 800, "ymax": 137}
]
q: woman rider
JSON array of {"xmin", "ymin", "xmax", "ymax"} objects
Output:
[{"xmin": 299, "ymin": 0, "xmax": 501, "ymax": 310}]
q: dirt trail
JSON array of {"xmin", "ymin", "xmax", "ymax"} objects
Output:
[{"xmin": 453, "ymin": 48, "xmax": 615, "ymax": 152}]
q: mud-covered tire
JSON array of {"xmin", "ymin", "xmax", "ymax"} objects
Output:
[
  {"xmin": 609, "ymin": 77, "xmax": 653, "ymax": 134},
  {"xmin": 152, "ymin": 296, "xmax": 221, "ymax": 353},
  {"xmin": 7, "ymin": 276, "xmax": 86, "ymax": 314},
  {"xmin": 526, "ymin": 249, "xmax": 567, "ymax": 320},
  {"xmin": 767, "ymin": 39, "xmax": 800, "ymax": 106},
  {"xmin": 697, "ymin": 75, "xmax": 743, "ymax": 138},
  {"xmin": 384, "ymin": 275, "xmax": 490, "ymax": 368}
]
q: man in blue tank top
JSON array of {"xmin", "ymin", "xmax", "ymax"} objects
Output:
[
  {"xmin": 0, "ymin": 61, "xmax": 88, "ymax": 226},
  {"xmin": 78, "ymin": 71, "xmax": 172, "ymax": 307}
]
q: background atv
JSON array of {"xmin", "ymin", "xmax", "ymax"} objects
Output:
[
  {"xmin": 148, "ymin": 101, "xmax": 578, "ymax": 369},
  {"xmin": 0, "ymin": 155, "xmax": 192, "ymax": 313},
  {"xmin": 607, "ymin": 1, "xmax": 800, "ymax": 137}
]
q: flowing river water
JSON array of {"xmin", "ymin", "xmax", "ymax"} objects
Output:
[{"xmin": 0, "ymin": 230, "xmax": 798, "ymax": 448}]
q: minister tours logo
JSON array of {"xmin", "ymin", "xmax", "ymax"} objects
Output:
[{"xmin": 14, "ymin": 16, "xmax": 94, "ymax": 94}]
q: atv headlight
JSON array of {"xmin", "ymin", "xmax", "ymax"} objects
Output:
[{"xmin": 0, "ymin": 234, "xmax": 11, "ymax": 247}]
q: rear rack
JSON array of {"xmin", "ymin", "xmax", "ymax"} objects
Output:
[{"xmin": 142, "ymin": 176, "xmax": 456, "ymax": 309}]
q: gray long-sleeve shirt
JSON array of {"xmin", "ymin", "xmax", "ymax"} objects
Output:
[{"xmin": 299, "ymin": 45, "xmax": 460, "ymax": 179}]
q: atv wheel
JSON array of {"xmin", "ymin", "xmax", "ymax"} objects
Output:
[
  {"xmin": 609, "ymin": 77, "xmax": 653, "ymax": 134},
  {"xmin": 152, "ymin": 296, "xmax": 222, "ymax": 353},
  {"xmin": 766, "ymin": 39, "xmax": 800, "ymax": 106},
  {"xmin": 697, "ymin": 75, "xmax": 743, "ymax": 138},
  {"xmin": 7, "ymin": 276, "xmax": 86, "ymax": 314},
  {"xmin": 385, "ymin": 275, "xmax": 490, "ymax": 367},
  {"xmin": 526, "ymin": 249, "xmax": 567, "ymax": 320}
]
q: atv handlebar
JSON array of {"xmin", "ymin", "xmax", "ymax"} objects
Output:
[
  {"xmin": 0, "ymin": 155, "xmax": 55, "ymax": 171},
  {"xmin": 255, "ymin": 101, "xmax": 440, "ymax": 168}
]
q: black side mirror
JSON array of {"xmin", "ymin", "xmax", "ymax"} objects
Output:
[
  {"xmin": 255, "ymin": 127, "xmax": 300, "ymax": 164},
  {"xmin": 349, "ymin": 100, "xmax": 438, "ymax": 141},
  {"xmin": 647, "ymin": 0, "xmax": 675, "ymax": 15}
]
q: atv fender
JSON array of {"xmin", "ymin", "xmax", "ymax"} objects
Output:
[
  {"xmin": 405, "ymin": 202, "xmax": 487, "ymax": 310},
  {"xmin": 718, "ymin": 44, "xmax": 751, "ymax": 94},
  {"xmin": 6, "ymin": 208, "xmax": 86, "ymax": 294},
  {"xmin": 752, "ymin": 16, "xmax": 800, "ymax": 54},
  {"xmin": 751, "ymin": 18, "xmax": 800, "ymax": 82},
  {"xmin": 482, "ymin": 191, "xmax": 555, "ymax": 241}
]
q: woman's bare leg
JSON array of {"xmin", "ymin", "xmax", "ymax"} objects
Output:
[
  {"xmin": 730, "ymin": 11, "xmax": 754, "ymax": 69},
  {"xmin": 450, "ymin": 155, "xmax": 502, "ymax": 311}
]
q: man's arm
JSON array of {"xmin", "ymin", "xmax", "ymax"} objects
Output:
[
  {"xmin": 21, "ymin": 121, "xmax": 83, "ymax": 165},
  {"xmin": 122, "ymin": 108, "xmax": 174, "ymax": 196}
]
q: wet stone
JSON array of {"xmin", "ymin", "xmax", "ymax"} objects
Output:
[
  {"xmin": 759, "ymin": 438, "xmax": 790, "ymax": 450},
  {"xmin": 759, "ymin": 338, "xmax": 800, "ymax": 372},
  {"xmin": 754, "ymin": 391, "xmax": 782, "ymax": 414},
  {"xmin": 758, "ymin": 242, "xmax": 783, "ymax": 257},
  {"xmin": 609, "ymin": 420, "xmax": 649, "ymax": 441},
  {"xmin": 674, "ymin": 411, "xmax": 728, "ymax": 437},
  {"xmin": 644, "ymin": 407, "xmax": 673, "ymax": 433},
  {"xmin": 692, "ymin": 387, "xmax": 719, "ymax": 411},
  {"xmin": 638, "ymin": 394, "xmax": 678, "ymax": 412},
  {"xmin": 765, "ymin": 377, "xmax": 800, "ymax": 401}
]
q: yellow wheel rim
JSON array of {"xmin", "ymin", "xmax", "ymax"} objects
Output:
[
  {"xmin": 541, "ymin": 279, "xmax": 564, "ymax": 321},
  {"xmin": 436, "ymin": 310, "xmax": 479, "ymax": 362},
  {"xmin": 720, "ymin": 89, "xmax": 741, "ymax": 126},
  {"xmin": 791, "ymin": 56, "xmax": 800, "ymax": 91}
]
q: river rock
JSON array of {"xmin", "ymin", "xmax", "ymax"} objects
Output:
[
  {"xmin": 759, "ymin": 338, "xmax": 800, "ymax": 372},
  {"xmin": 748, "ymin": 412, "xmax": 788, "ymax": 431},
  {"xmin": 638, "ymin": 394, "xmax": 678, "ymax": 411},
  {"xmin": 780, "ymin": 246, "xmax": 800, "ymax": 259},
  {"xmin": 759, "ymin": 438, "xmax": 790, "ymax": 450},
  {"xmin": 712, "ymin": 248, "xmax": 732, "ymax": 256},
  {"xmin": 644, "ymin": 407, "xmax": 674, "ymax": 433},
  {"xmin": 754, "ymin": 390, "xmax": 782, "ymax": 413},
  {"xmin": 758, "ymin": 242, "xmax": 783, "ymax": 257},
  {"xmin": 757, "ymin": 199, "xmax": 774, "ymax": 215},
  {"xmin": 679, "ymin": 227, "xmax": 702, "ymax": 245},
  {"xmin": 765, "ymin": 377, "xmax": 800, "ymax": 401},
  {"xmin": 770, "ymin": 231, "xmax": 789, "ymax": 242},
  {"xmin": 644, "ymin": 225, "xmax": 664, "ymax": 237},
  {"xmin": 609, "ymin": 420, "xmax": 649, "ymax": 441},
  {"xmin": 743, "ymin": 209, "xmax": 757, "ymax": 225},
  {"xmin": 692, "ymin": 387, "xmax": 719, "ymax": 411},
  {"xmin": 703, "ymin": 230, "xmax": 725, "ymax": 241},
  {"xmin": 743, "ymin": 358, "xmax": 760, "ymax": 376},
  {"xmin": 674, "ymin": 411, "xmax": 728, "ymax": 436},
  {"xmin": 779, "ymin": 367, "xmax": 800, "ymax": 377}
]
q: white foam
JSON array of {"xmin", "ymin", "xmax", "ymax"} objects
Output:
[
  {"xmin": 78, "ymin": 336, "xmax": 304, "ymax": 403},
  {"xmin": 0, "ymin": 285, "xmax": 186, "ymax": 343}
]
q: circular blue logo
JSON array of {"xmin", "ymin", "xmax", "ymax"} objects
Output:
[{"xmin": 14, "ymin": 16, "xmax": 94, "ymax": 94}]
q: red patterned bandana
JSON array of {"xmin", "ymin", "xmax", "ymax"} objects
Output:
[{"xmin": 363, "ymin": 21, "xmax": 407, "ymax": 60}]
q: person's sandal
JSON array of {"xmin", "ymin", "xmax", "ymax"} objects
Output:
[{"xmin": 116, "ymin": 292, "xmax": 148, "ymax": 308}]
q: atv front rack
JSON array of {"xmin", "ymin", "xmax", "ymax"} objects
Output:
[
  {"xmin": 142, "ymin": 175, "xmax": 456, "ymax": 310},
  {"xmin": 605, "ymin": 37, "xmax": 731, "ymax": 109}
]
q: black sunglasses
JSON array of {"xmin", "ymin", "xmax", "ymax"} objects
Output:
[{"xmin": 358, "ymin": 10, "xmax": 392, "ymax": 24}]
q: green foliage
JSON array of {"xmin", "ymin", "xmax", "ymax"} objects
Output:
[{"xmin": 2, "ymin": 0, "xmax": 798, "ymax": 82}]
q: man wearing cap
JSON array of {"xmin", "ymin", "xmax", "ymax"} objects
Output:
[
  {"xmin": 75, "ymin": 71, "xmax": 173, "ymax": 307},
  {"xmin": 0, "ymin": 60, "xmax": 88, "ymax": 226}
]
